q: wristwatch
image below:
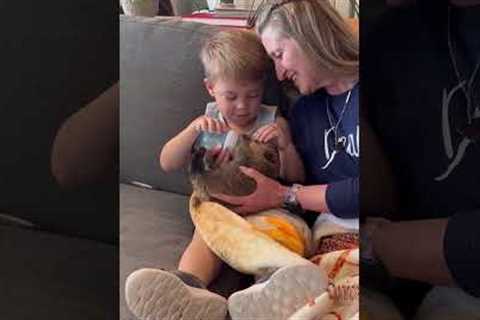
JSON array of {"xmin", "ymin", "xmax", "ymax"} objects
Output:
[
  {"xmin": 360, "ymin": 228, "xmax": 379, "ymax": 265},
  {"xmin": 360, "ymin": 220, "xmax": 393, "ymax": 289},
  {"xmin": 283, "ymin": 183, "xmax": 304, "ymax": 213}
]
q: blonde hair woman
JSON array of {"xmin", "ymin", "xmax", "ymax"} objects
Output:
[{"xmin": 254, "ymin": 0, "xmax": 358, "ymax": 92}]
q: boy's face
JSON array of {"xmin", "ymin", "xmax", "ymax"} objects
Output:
[{"xmin": 205, "ymin": 78, "xmax": 264, "ymax": 128}]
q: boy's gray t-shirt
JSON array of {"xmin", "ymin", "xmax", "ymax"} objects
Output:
[{"xmin": 194, "ymin": 101, "xmax": 277, "ymax": 150}]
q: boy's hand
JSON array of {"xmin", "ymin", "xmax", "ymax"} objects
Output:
[
  {"xmin": 207, "ymin": 146, "xmax": 233, "ymax": 168},
  {"xmin": 252, "ymin": 122, "xmax": 292, "ymax": 150},
  {"xmin": 190, "ymin": 115, "xmax": 230, "ymax": 134}
]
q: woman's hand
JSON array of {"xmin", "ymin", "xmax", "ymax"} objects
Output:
[
  {"xmin": 252, "ymin": 121, "xmax": 292, "ymax": 150},
  {"xmin": 189, "ymin": 115, "xmax": 230, "ymax": 134},
  {"xmin": 211, "ymin": 166, "xmax": 287, "ymax": 215}
]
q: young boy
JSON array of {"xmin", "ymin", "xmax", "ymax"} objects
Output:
[{"xmin": 125, "ymin": 30, "xmax": 305, "ymax": 320}]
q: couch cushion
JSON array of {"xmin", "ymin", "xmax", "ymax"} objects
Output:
[
  {"xmin": 120, "ymin": 183, "xmax": 251, "ymax": 319},
  {"xmin": 120, "ymin": 16, "xmax": 289, "ymax": 196},
  {"xmin": 0, "ymin": 225, "xmax": 117, "ymax": 319},
  {"xmin": 120, "ymin": 17, "xmax": 216, "ymax": 195}
]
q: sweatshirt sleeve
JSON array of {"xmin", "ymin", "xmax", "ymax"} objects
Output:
[
  {"xmin": 444, "ymin": 210, "xmax": 480, "ymax": 297},
  {"xmin": 325, "ymin": 177, "xmax": 359, "ymax": 219}
]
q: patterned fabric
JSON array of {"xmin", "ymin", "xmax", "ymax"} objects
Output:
[
  {"xmin": 316, "ymin": 232, "xmax": 359, "ymax": 255},
  {"xmin": 310, "ymin": 249, "xmax": 358, "ymax": 282}
]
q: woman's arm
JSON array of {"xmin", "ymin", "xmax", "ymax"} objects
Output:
[
  {"xmin": 294, "ymin": 184, "xmax": 329, "ymax": 212},
  {"xmin": 371, "ymin": 218, "xmax": 455, "ymax": 285},
  {"xmin": 276, "ymin": 117, "xmax": 305, "ymax": 183},
  {"xmin": 370, "ymin": 211, "xmax": 480, "ymax": 296}
]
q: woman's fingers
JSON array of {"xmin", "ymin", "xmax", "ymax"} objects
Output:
[
  {"xmin": 211, "ymin": 192, "xmax": 248, "ymax": 206},
  {"xmin": 238, "ymin": 166, "xmax": 264, "ymax": 181}
]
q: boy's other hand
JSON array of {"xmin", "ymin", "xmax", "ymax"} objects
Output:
[
  {"xmin": 191, "ymin": 115, "xmax": 230, "ymax": 134},
  {"xmin": 252, "ymin": 121, "xmax": 292, "ymax": 151},
  {"xmin": 207, "ymin": 146, "xmax": 233, "ymax": 168}
]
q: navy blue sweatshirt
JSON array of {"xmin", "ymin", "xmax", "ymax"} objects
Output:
[
  {"xmin": 289, "ymin": 83, "xmax": 359, "ymax": 219},
  {"xmin": 364, "ymin": 4, "xmax": 480, "ymax": 298}
]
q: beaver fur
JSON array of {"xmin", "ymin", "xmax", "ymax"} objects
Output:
[{"xmin": 189, "ymin": 134, "xmax": 280, "ymax": 205}]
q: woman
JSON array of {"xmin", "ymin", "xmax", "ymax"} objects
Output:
[{"xmin": 215, "ymin": 0, "xmax": 359, "ymax": 227}]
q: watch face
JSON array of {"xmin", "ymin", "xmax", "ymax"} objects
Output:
[
  {"xmin": 287, "ymin": 193, "xmax": 296, "ymax": 205},
  {"xmin": 285, "ymin": 188, "xmax": 297, "ymax": 206},
  {"xmin": 283, "ymin": 185, "xmax": 303, "ymax": 214}
]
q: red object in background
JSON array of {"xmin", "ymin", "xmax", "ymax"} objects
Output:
[{"xmin": 181, "ymin": 12, "xmax": 248, "ymax": 27}]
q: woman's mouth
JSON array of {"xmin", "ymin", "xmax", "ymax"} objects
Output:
[{"xmin": 288, "ymin": 73, "xmax": 297, "ymax": 83}]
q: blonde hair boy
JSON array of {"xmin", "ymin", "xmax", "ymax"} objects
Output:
[{"xmin": 200, "ymin": 29, "xmax": 270, "ymax": 82}]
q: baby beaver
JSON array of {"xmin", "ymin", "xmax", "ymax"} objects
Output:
[{"xmin": 189, "ymin": 134, "xmax": 280, "ymax": 205}]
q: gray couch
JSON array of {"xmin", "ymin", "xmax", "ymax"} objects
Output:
[{"xmin": 119, "ymin": 15, "xmax": 290, "ymax": 319}]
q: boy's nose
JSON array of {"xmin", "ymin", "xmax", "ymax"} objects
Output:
[{"xmin": 237, "ymin": 101, "xmax": 247, "ymax": 109}]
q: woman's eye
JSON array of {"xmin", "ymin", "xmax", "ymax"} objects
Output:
[
  {"xmin": 248, "ymin": 94, "xmax": 260, "ymax": 99},
  {"xmin": 226, "ymin": 96, "xmax": 236, "ymax": 101}
]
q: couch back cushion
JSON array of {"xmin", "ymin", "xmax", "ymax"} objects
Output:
[{"xmin": 120, "ymin": 16, "xmax": 287, "ymax": 195}]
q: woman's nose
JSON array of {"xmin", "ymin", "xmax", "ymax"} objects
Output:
[{"xmin": 275, "ymin": 62, "xmax": 287, "ymax": 81}]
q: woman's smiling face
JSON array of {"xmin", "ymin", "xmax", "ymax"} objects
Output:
[{"xmin": 261, "ymin": 27, "xmax": 334, "ymax": 95}]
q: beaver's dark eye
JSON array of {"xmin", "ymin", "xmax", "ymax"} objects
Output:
[{"xmin": 264, "ymin": 151, "xmax": 275, "ymax": 162}]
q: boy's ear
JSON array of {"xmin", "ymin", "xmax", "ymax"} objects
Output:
[{"xmin": 204, "ymin": 78, "xmax": 215, "ymax": 97}]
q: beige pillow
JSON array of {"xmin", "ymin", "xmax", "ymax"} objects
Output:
[{"xmin": 190, "ymin": 197, "xmax": 312, "ymax": 276}]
